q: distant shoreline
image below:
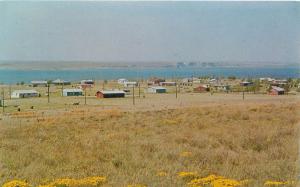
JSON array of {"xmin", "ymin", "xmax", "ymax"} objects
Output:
[{"xmin": 0, "ymin": 61, "xmax": 299, "ymax": 70}]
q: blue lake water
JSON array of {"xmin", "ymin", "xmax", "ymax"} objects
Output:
[{"xmin": 0, "ymin": 67, "xmax": 299, "ymax": 84}]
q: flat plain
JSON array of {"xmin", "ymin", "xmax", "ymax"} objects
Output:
[{"xmin": 0, "ymin": 91, "xmax": 299, "ymax": 186}]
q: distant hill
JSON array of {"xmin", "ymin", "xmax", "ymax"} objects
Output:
[{"xmin": 0, "ymin": 61, "xmax": 298, "ymax": 70}]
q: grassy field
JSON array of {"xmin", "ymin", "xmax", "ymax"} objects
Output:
[{"xmin": 0, "ymin": 94, "xmax": 299, "ymax": 186}]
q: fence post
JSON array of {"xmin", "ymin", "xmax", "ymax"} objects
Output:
[
  {"xmin": 138, "ymin": 83, "xmax": 141, "ymax": 98},
  {"xmin": 9, "ymin": 84, "xmax": 11, "ymax": 100},
  {"xmin": 47, "ymin": 84, "xmax": 50, "ymax": 103},
  {"xmin": 85, "ymin": 88, "xmax": 87, "ymax": 105},
  {"xmin": 61, "ymin": 82, "xmax": 64, "ymax": 96},
  {"xmin": 2, "ymin": 88, "xmax": 5, "ymax": 113},
  {"xmin": 133, "ymin": 86, "xmax": 135, "ymax": 105},
  {"xmin": 175, "ymin": 83, "xmax": 178, "ymax": 99}
]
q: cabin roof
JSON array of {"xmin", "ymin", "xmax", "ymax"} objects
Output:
[
  {"xmin": 149, "ymin": 86, "xmax": 166, "ymax": 90},
  {"xmin": 99, "ymin": 90, "xmax": 125, "ymax": 94},
  {"xmin": 31, "ymin": 80, "xmax": 47, "ymax": 84},
  {"xmin": 52, "ymin": 79, "xmax": 70, "ymax": 83},
  {"xmin": 12, "ymin": 90, "xmax": 38, "ymax": 94},
  {"xmin": 63, "ymin": 89, "xmax": 83, "ymax": 92}
]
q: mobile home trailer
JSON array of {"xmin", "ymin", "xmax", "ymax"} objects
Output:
[
  {"xmin": 147, "ymin": 86, "xmax": 166, "ymax": 93},
  {"xmin": 96, "ymin": 90, "xmax": 125, "ymax": 98},
  {"xmin": 11, "ymin": 90, "xmax": 39, "ymax": 98},
  {"xmin": 31, "ymin": 80, "xmax": 47, "ymax": 87},
  {"xmin": 63, "ymin": 89, "xmax": 83, "ymax": 96}
]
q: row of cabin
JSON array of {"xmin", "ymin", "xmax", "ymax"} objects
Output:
[
  {"xmin": 31, "ymin": 79, "xmax": 94, "ymax": 87},
  {"xmin": 97, "ymin": 87, "xmax": 167, "ymax": 97},
  {"xmin": 194, "ymin": 85, "xmax": 230, "ymax": 92},
  {"xmin": 10, "ymin": 86, "xmax": 168, "ymax": 99},
  {"xmin": 119, "ymin": 78, "xmax": 176, "ymax": 87},
  {"xmin": 31, "ymin": 80, "xmax": 72, "ymax": 87},
  {"xmin": 193, "ymin": 84, "xmax": 285, "ymax": 95},
  {"xmin": 10, "ymin": 89, "xmax": 84, "ymax": 98},
  {"xmin": 9, "ymin": 83, "xmax": 286, "ymax": 99}
]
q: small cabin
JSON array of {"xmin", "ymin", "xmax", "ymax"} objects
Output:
[
  {"xmin": 194, "ymin": 85, "xmax": 210, "ymax": 92},
  {"xmin": 96, "ymin": 90, "xmax": 125, "ymax": 98},
  {"xmin": 148, "ymin": 78, "xmax": 165, "ymax": 85},
  {"xmin": 147, "ymin": 86, "xmax": 166, "ymax": 93},
  {"xmin": 124, "ymin": 81, "xmax": 138, "ymax": 87},
  {"xmin": 159, "ymin": 82, "xmax": 176, "ymax": 86},
  {"xmin": 63, "ymin": 89, "xmax": 83, "ymax": 96},
  {"xmin": 31, "ymin": 80, "xmax": 47, "ymax": 87},
  {"xmin": 80, "ymin": 80, "xmax": 94, "ymax": 85},
  {"xmin": 118, "ymin": 78, "xmax": 128, "ymax": 84},
  {"xmin": 52, "ymin": 79, "xmax": 71, "ymax": 85},
  {"xmin": 270, "ymin": 86, "xmax": 284, "ymax": 95},
  {"xmin": 240, "ymin": 81, "xmax": 253, "ymax": 86},
  {"xmin": 213, "ymin": 85, "xmax": 230, "ymax": 92},
  {"xmin": 11, "ymin": 90, "xmax": 39, "ymax": 98},
  {"xmin": 181, "ymin": 78, "xmax": 193, "ymax": 86},
  {"xmin": 270, "ymin": 79, "xmax": 287, "ymax": 87},
  {"xmin": 80, "ymin": 84, "xmax": 93, "ymax": 89}
]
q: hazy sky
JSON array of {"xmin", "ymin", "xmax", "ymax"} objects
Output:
[{"xmin": 0, "ymin": 2, "xmax": 299, "ymax": 63}]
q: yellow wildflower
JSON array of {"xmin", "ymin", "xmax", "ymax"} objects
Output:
[
  {"xmin": 178, "ymin": 171, "xmax": 198, "ymax": 178},
  {"xmin": 2, "ymin": 180, "xmax": 31, "ymax": 187},
  {"xmin": 177, "ymin": 171, "xmax": 198, "ymax": 181},
  {"xmin": 188, "ymin": 174, "xmax": 225, "ymax": 186},
  {"xmin": 212, "ymin": 178, "xmax": 242, "ymax": 187},
  {"xmin": 38, "ymin": 185, "xmax": 55, "ymax": 187},
  {"xmin": 40, "ymin": 176, "xmax": 106, "ymax": 187}
]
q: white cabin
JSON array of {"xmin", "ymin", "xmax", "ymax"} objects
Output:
[
  {"xmin": 147, "ymin": 86, "xmax": 166, "ymax": 93},
  {"xmin": 124, "ymin": 81, "xmax": 138, "ymax": 87},
  {"xmin": 63, "ymin": 89, "xmax": 83, "ymax": 96},
  {"xmin": 11, "ymin": 90, "xmax": 39, "ymax": 98},
  {"xmin": 31, "ymin": 80, "xmax": 47, "ymax": 87},
  {"xmin": 118, "ymin": 78, "xmax": 128, "ymax": 84}
]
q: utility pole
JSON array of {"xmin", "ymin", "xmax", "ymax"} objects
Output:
[
  {"xmin": 132, "ymin": 86, "xmax": 135, "ymax": 105},
  {"xmin": 191, "ymin": 75, "xmax": 194, "ymax": 87},
  {"xmin": 2, "ymin": 88, "xmax": 5, "ymax": 113},
  {"xmin": 138, "ymin": 83, "xmax": 141, "ymax": 98},
  {"xmin": 9, "ymin": 84, "xmax": 11, "ymax": 100},
  {"xmin": 47, "ymin": 84, "xmax": 50, "ymax": 103},
  {"xmin": 242, "ymin": 88, "xmax": 245, "ymax": 100},
  {"xmin": 175, "ymin": 83, "xmax": 178, "ymax": 99},
  {"xmin": 84, "ymin": 88, "xmax": 87, "ymax": 105},
  {"xmin": 61, "ymin": 82, "xmax": 64, "ymax": 96}
]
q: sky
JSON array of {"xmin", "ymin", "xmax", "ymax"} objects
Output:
[{"xmin": 0, "ymin": 1, "xmax": 299, "ymax": 64}]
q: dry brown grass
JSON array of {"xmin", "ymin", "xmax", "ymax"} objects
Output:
[{"xmin": 0, "ymin": 102, "xmax": 299, "ymax": 186}]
